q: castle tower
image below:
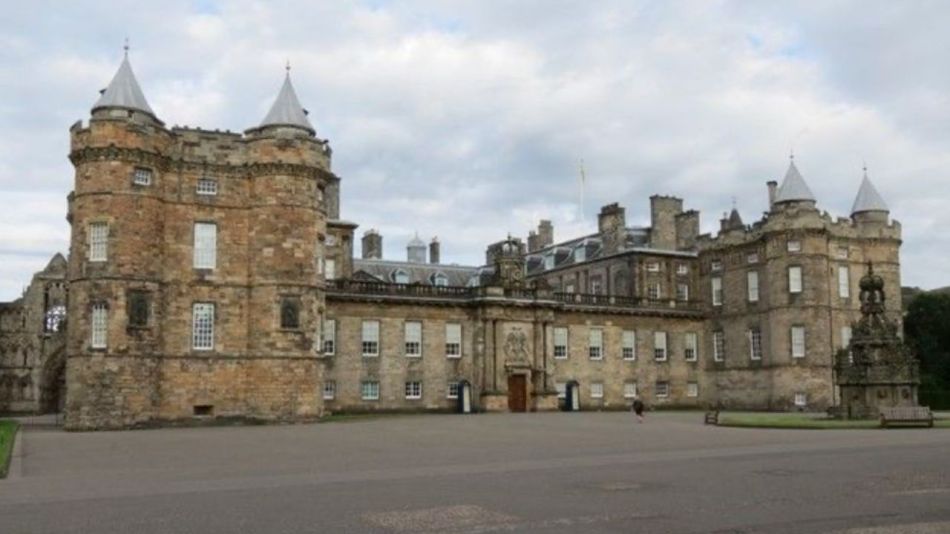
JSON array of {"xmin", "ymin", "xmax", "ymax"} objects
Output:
[
  {"xmin": 772, "ymin": 157, "xmax": 817, "ymax": 211},
  {"xmin": 851, "ymin": 168, "xmax": 889, "ymax": 224}
]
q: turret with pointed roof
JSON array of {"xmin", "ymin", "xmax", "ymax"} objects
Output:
[
  {"xmin": 91, "ymin": 46, "xmax": 159, "ymax": 123},
  {"xmin": 773, "ymin": 156, "xmax": 816, "ymax": 206},
  {"xmin": 851, "ymin": 169, "xmax": 889, "ymax": 215},
  {"xmin": 249, "ymin": 66, "xmax": 315, "ymax": 135}
]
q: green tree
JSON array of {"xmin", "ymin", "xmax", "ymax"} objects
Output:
[{"xmin": 904, "ymin": 293, "xmax": 950, "ymax": 408}]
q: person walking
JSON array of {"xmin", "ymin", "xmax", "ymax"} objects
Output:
[{"xmin": 632, "ymin": 396, "xmax": 645, "ymax": 423}]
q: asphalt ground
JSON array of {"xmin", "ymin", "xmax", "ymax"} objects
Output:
[{"xmin": 1, "ymin": 411, "xmax": 949, "ymax": 533}]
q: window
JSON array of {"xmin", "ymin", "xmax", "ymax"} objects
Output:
[
  {"xmin": 838, "ymin": 265, "xmax": 850, "ymax": 298},
  {"xmin": 361, "ymin": 381, "xmax": 379, "ymax": 400},
  {"xmin": 590, "ymin": 278, "xmax": 602, "ymax": 294},
  {"xmin": 646, "ymin": 261, "xmax": 660, "ymax": 272},
  {"xmin": 404, "ymin": 321, "xmax": 422, "ymax": 357},
  {"xmin": 361, "ymin": 320, "xmax": 380, "ymax": 356},
  {"xmin": 555, "ymin": 382, "xmax": 566, "ymax": 399},
  {"xmin": 564, "ymin": 283, "xmax": 575, "ymax": 294},
  {"xmin": 322, "ymin": 319, "xmax": 336, "ymax": 355},
  {"xmin": 192, "ymin": 303, "xmax": 215, "ymax": 350},
  {"xmin": 590, "ymin": 382, "xmax": 604, "ymax": 399},
  {"xmin": 127, "ymin": 290, "xmax": 149, "ymax": 328},
  {"xmin": 622, "ymin": 330, "xmax": 636, "ymax": 360},
  {"xmin": 44, "ymin": 304, "xmax": 66, "ymax": 333},
  {"xmin": 788, "ymin": 266, "xmax": 803, "ymax": 294},
  {"xmin": 654, "ymin": 331, "xmax": 668, "ymax": 361},
  {"xmin": 322, "ymin": 381, "xmax": 336, "ymax": 400},
  {"xmin": 132, "ymin": 167, "xmax": 152, "ymax": 186},
  {"xmin": 588, "ymin": 328, "xmax": 603, "ymax": 360},
  {"xmin": 553, "ymin": 327, "xmax": 568, "ymax": 359},
  {"xmin": 647, "ymin": 282, "xmax": 661, "ymax": 300},
  {"xmin": 623, "ymin": 382, "xmax": 638, "ymax": 398},
  {"xmin": 748, "ymin": 327, "xmax": 762, "ymax": 360},
  {"xmin": 655, "ymin": 381, "xmax": 670, "ymax": 398},
  {"xmin": 544, "ymin": 254, "xmax": 555, "ymax": 270},
  {"xmin": 88, "ymin": 222, "xmax": 108, "ymax": 262},
  {"xmin": 841, "ymin": 326, "xmax": 853, "ymax": 363},
  {"xmin": 687, "ymin": 382, "xmax": 699, "ymax": 397},
  {"xmin": 787, "ymin": 240, "xmax": 801, "ymax": 252},
  {"xmin": 747, "ymin": 253, "xmax": 759, "ymax": 264},
  {"xmin": 196, "ymin": 178, "xmax": 217, "ymax": 195},
  {"xmin": 280, "ymin": 298, "xmax": 300, "ymax": 329},
  {"xmin": 794, "ymin": 393, "xmax": 807, "ymax": 407},
  {"xmin": 405, "ymin": 381, "xmax": 422, "ymax": 400},
  {"xmin": 676, "ymin": 283, "xmax": 689, "ymax": 302},
  {"xmin": 90, "ymin": 302, "xmax": 108, "ymax": 349},
  {"xmin": 193, "ymin": 222, "xmax": 217, "ymax": 269},
  {"xmin": 447, "ymin": 382, "xmax": 460, "ymax": 399},
  {"xmin": 393, "ymin": 269, "xmax": 410, "ymax": 284},
  {"xmin": 791, "ymin": 326, "xmax": 806, "ymax": 359},
  {"xmin": 325, "ymin": 259, "xmax": 336, "ymax": 280},
  {"xmin": 574, "ymin": 246, "xmax": 586, "ymax": 262},
  {"xmin": 710, "ymin": 259, "xmax": 722, "ymax": 272},
  {"xmin": 676, "ymin": 264, "xmax": 689, "ymax": 275},
  {"xmin": 445, "ymin": 323, "xmax": 462, "ymax": 357},
  {"xmin": 711, "ymin": 277, "xmax": 723, "ymax": 306},
  {"xmin": 684, "ymin": 332, "xmax": 698, "ymax": 362},
  {"xmin": 433, "ymin": 273, "xmax": 449, "ymax": 286},
  {"xmin": 713, "ymin": 330, "xmax": 725, "ymax": 362},
  {"xmin": 836, "ymin": 246, "xmax": 849, "ymax": 259},
  {"xmin": 747, "ymin": 271, "xmax": 759, "ymax": 303}
]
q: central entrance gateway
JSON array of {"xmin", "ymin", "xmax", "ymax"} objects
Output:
[{"xmin": 507, "ymin": 374, "xmax": 527, "ymax": 412}]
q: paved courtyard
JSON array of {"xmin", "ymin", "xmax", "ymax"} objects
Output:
[{"xmin": 2, "ymin": 412, "xmax": 949, "ymax": 533}]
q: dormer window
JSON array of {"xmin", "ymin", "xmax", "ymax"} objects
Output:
[
  {"xmin": 133, "ymin": 167, "xmax": 152, "ymax": 186},
  {"xmin": 433, "ymin": 273, "xmax": 449, "ymax": 286},
  {"xmin": 393, "ymin": 269, "xmax": 410, "ymax": 284},
  {"xmin": 196, "ymin": 178, "xmax": 218, "ymax": 195},
  {"xmin": 574, "ymin": 246, "xmax": 586, "ymax": 262},
  {"xmin": 544, "ymin": 254, "xmax": 555, "ymax": 270}
]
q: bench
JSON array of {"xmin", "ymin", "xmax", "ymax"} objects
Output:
[
  {"xmin": 704, "ymin": 410, "xmax": 719, "ymax": 425},
  {"xmin": 879, "ymin": 406, "xmax": 933, "ymax": 428}
]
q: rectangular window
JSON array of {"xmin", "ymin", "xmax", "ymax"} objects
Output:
[
  {"xmin": 687, "ymin": 382, "xmax": 699, "ymax": 397},
  {"xmin": 838, "ymin": 265, "xmax": 850, "ymax": 298},
  {"xmin": 713, "ymin": 330, "xmax": 725, "ymax": 362},
  {"xmin": 544, "ymin": 255, "xmax": 555, "ymax": 270},
  {"xmin": 676, "ymin": 264, "xmax": 689, "ymax": 275},
  {"xmin": 654, "ymin": 331, "xmax": 668, "ymax": 361},
  {"xmin": 361, "ymin": 381, "xmax": 379, "ymax": 400},
  {"xmin": 676, "ymin": 283, "xmax": 689, "ymax": 302},
  {"xmin": 747, "ymin": 253, "xmax": 759, "ymax": 264},
  {"xmin": 841, "ymin": 326, "xmax": 853, "ymax": 363},
  {"xmin": 794, "ymin": 393, "xmax": 807, "ymax": 407},
  {"xmin": 445, "ymin": 323, "xmax": 462, "ymax": 358},
  {"xmin": 648, "ymin": 282, "xmax": 661, "ymax": 300},
  {"xmin": 748, "ymin": 327, "xmax": 762, "ymax": 360},
  {"xmin": 555, "ymin": 382, "xmax": 566, "ymax": 399},
  {"xmin": 788, "ymin": 266, "xmax": 803, "ymax": 294},
  {"xmin": 791, "ymin": 326, "xmax": 806, "ymax": 359},
  {"xmin": 553, "ymin": 327, "xmax": 568, "ymax": 359},
  {"xmin": 656, "ymin": 381, "xmax": 670, "ymax": 398},
  {"xmin": 325, "ymin": 259, "xmax": 336, "ymax": 280},
  {"xmin": 404, "ymin": 321, "xmax": 422, "ymax": 357},
  {"xmin": 787, "ymin": 240, "xmax": 801, "ymax": 252},
  {"xmin": 747, "ymin": 271, "xmax": 759, "ymax": 303},
  {"xmin": 88, "ymin": 222, "xmax": 108, "ymax": 262},
  {"xmin": 405, "ymin": 381, "xmax": 422, "ymax": 400},
  {"xmin": 196, "ymin": 178, "xmax": 217, "ymax": 195},
  {"xmin": 564, "ymin": 283, "xmax": 575, "ymax": 294},
  {"xmin": 588, "ymin": 328, "xmax": 603, "ymax": 360},
  {"xmin": 362, "ymin": 320, "xmax": 380, "ymax": 357},
  {"xmin": 623, "ymin": 382, "xmax": 638, "ymax": 398},
  {"xmin": 133, "ymin": 167, "xmax": 152, "ymax": 186},
  {"xmin": 447, "ymin": 382, "xmax": 460, "ymax": 399},
  {"xmin": 622, "ymin": 330, "xmax": 636, "ymax": 360},
  {"xmin": 322, "ymin": 381, "xmax": 336, "ymax": 400},
  {"xmin": 710, "ymin": 259, "xmax": 722, "ymax": 272},
  {"xmin": 836, "ymin": 246, "xmax": 849, "ymax": 259},
  {"xmin": 646, "ymin": 261, "xmax": 660, "ymax": 272},
  {"xmin": 192, "ymin": 303, "xmax": 215, "ymax": 350},
  {"xmin": 590, "ymin": 279, "xmax": 602, "ymax": 294},
  {"xmin": 322, "ymin": 319, "xmax": 336, "ymax": 355},
  {"xmin": 574, "ymin": 247, "xmax": 586, "ymax": 262},
  {"xmin": 193, "ymin": 222, "xmax": 217, "ymax": 269},
  {"xmin": 684, "ymin": 332, "xmax": 698, "ymax": 362},
  {"xmin": 711, "ymin": 277, "xmax": 723, "ymax": 306},
  {"xmin": 590, "ymin": 382, "xmax": 604, "ymax": 399},
  {"xmin": 90, "ymin": 302, "xmax": 108, "ymax": 349}
]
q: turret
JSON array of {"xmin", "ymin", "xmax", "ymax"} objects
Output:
[
  {"xmin": 772, "ymin": 156, "xmax": 817, "ymax": 211},
  {"xmin": 851, "ymin": 168, "xmax": 889, "ymax": 225},
  {"xmin": 407, "ymin": 233, "xmax": 426, "ymax": 263}
]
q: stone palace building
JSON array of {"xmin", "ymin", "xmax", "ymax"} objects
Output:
[{"xmin": 0, "ymin": 51, "xmax": 903, "ymax": 429}]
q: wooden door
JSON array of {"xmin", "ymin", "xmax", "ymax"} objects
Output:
[{"xmin": 507, "ymin": 374, "xmax": 527, "ymax": 412}]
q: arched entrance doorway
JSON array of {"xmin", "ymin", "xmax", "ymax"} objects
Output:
[{"xmin": 507, "ymin": 374, "xmax": 527, "ymax": 412}]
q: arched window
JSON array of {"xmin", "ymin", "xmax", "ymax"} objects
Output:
[
  {"xmin": 392, "ymin": 269, "xmax": 410, "ymax": 284},
  {"xmin": 433, "ymin": 272, "xmax": 449, "ymax": 286}
]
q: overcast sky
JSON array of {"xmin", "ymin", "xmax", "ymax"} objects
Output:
[{"xmin": 1, "ymin": 1, "xmax": 948, "ymax": 300}]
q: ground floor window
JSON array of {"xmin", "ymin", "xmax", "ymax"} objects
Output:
[
  {"xmin": 590, "ymin": 382, "xmax": 604, "ymax": 399},
  {"xmin": 794, "ymin": 392, "xmax": 807, "ymax": 407},
  {"xmin": 623, "ymin": 382, "xmax": 638, "ymax": 398},
  {"xmin": 555, "ymin": 382, "xmax": 566, "ymax": 399},
  {"xmin": 361, "ymin": 381, "xmax": 379, "ymax": 400},
  {"xmin": 322, "ymin": 381, "xmax": 336, "ymax": 400},
  {"xmin": 687, "ymin": 382, "xmax": 699, "ymax": 397},
  {"xmin": 655, "ymin": 381, "xmax": 670, "ymax": 398},
  {"xmin": 447, "ymin": 382, "xmax": 460, "ymax": 399},
  {"xmin": 405, "ymin": 381, "xmax": 422, "ymax": 400}
]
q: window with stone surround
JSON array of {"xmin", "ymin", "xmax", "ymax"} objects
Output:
[
  {"xmin": 196, "ymin": 178, "xmax": 217, "ymax": 195},
  {"xmin": 788, "ymin": 266, "xmax": 803, "ymax": 294},
  {"xmin": 88, "ymin": 222, "xmax": 108, "ymax": 262},
  {"xmin": 447, "ymin": 382, "xmax": 460, "ymax": 399},
  {"xmin": 433, "ymin": 273, "xmax": 449, "ymax": 287},
  {"xmin": 280, "ymin": 298, "xmax": 301, "ymax": 330},
  {"xmin": 588, "ymin": 328, "xmax": 603, "ymax": 360},
  {"xmin": 794, "ymin": 392, "xmax": 807, "ymax": 407},
  {"xmin": 677, "ymin": 283, "xmax": 689, "ymax": 302},
  {"xmin": 361, "ymin": 320, "xmax": 380, "ymax": 356},
  {"xmin": 445, "ymin": 323, "xmax": 461, "ymax": 358},
  {"xmin": 747, "ymin": 252, "xmax": 759, "ymax": 264},
  {"xmin": 127, "ymin": 290, "xmax": 149, "ymax": 328},
  {"xmin": 90, "ymin": 302, "xmax": 108, "ymax": 349},
  {"xmin": 404, "ymin": 321, "xmax": 422, "ymax": 357},
  {"xmin": 322, "ymin": 381, "xmax": 336, "ymax": 400},
  {"xmin": 655, "ymin": 381, "xmax": 670, "ymax": 398},
  {"xmin": 841, "ymin": 326, "xmax": 853, "ymax": 363},
  {"xmin": 624, "ymin": 382, "xmax": 638, "ymax": 398},
  {"xmin": 132, "ymin": 167, "xmax": 152, "ymax": 186},
  {"xmin": 676, "ymin": 263, "xmax": 689, "ymax": 275},
  {"xmin": 684, "ymin": 332, "xmax": 698, "ymax": 362},
  {"xmin": 622, "ymin": 330, "xmax": 636, "ymax": 360},
  {"xmin": 748, "ymin": 327, "xmax": 763, "ymax": 360},
  {"xmin": 687, "ymin": 382, "xmax": 699, "ymax": 397},
  {"xmin": 553, "ymin": 327, "xmax": 568, "ymax": 359},
  {"xmin": 711, "ymin": 277, "xmax": 723, "ymax": 306},
  {"xmin": 193, "ymin": 222, "xmax": 217, "ymax": 269},
  {"xmin": 393, "ymin": 269, "xmax": 410, "ymax": 284},
  {"xmin": 590, "ymin": 382, "xmax": 604, "ymax": 399},
  {"xmin": 747, "ymin": 271, "xmax": 759, "ymax": 303},
  {"xmin": 787, "ymin": 240, "xmax": 801, "ymax": 252},
  {"xmin": 555, "ymin": 382, "xmax": 566, "ymax": 399},
  {"xmin": 713, "ymin": 330, "xmax": 725, "ymax": 362},
  {"xmin": 646, "ymin": 261, "xmax": 660, "ymax": 272},
  {"xmin": 361, "ymin": 381, "xmax": 379, "ymax": 400},
  {"xmin": 647, "ymin": 282, "xmax": 662, "ymax": 301},
  {"xmin": 838, "ymin": 265, "xmax": 850, "ymax": 298},
  {"xmin": 654, "ymin": 331, "xmax": 668, "ymax": 361},
  {"xmin": 710, "ymin": 259, "xmax": 722, "ymax": 272},
  {"xmin": 405, "ymin": 381, "xmax": 422, "ymax": 400},
  {"xmin": 791, "ymin": 326, "xmax": 806, "ymax": 359},
  {"xmin": 192, "ymin": 303, "xmax": 215, "ymax": 351},
  {"xmin": 322, "ymin": 319, "xmax": 336, "ymax": 355},
  {"xmin": 325, "ymin": 259, "xmax": 336, "ymax": 280}
]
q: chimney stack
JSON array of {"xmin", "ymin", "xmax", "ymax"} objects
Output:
[
  {"xmin": 429, "ymin": 237, "xmax": 440, "ymax": 264},
  {"xmin": 767, "ymin": 180, "xmax": 778, "ymax": 209},
  {"xmin": 361, "ymin": 229, "xmax": 382, "ymax": 259}
]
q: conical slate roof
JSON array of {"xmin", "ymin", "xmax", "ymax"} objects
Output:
[
  {"xmin": 725, "ymin": 208, "xmax": 744, "ymax": 229},
  {"xmin": 258, "ymin": 73, "xmax": 314, "ymax": 133},
  {"xmin": 92, "ymin": 53, "xmax": 154, "ymax": 116},
  {"xmin": 407, "ymin": 233, "xmax": 426, "ymax": 247},
  {"xmin": 851, "ymin": 173, "xmax": 889, "ymax": 214},
  {"xmin": 774, "ymin": 160, "xmax": 816, "ymax": 203}
]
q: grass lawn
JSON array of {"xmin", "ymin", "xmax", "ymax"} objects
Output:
[
  {"xmin": 0, "ymin": 420, "xmax": 18, "ymax": 478},
  {"xmin": 717, "ymin": 411, "xmax": 950, "ymax": 430}
]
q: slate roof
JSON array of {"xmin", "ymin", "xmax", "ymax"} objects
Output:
[
  {"xmin": 258, "ymin": 73, "xmax": 314, "ymax": 133},
  {"xmin": 352, "ymin": 259, "xmax": 481, "ymax": 287},
  {"xmin": 92, "ymin": 53, "xmax": 155, "ymax": 116},
  {"xmin": 851, "ymin": 174, "xmax": 889, "ymax": 214},
  {"xmin": 774, "ymin": 161, "xmax": 816, "ymax": 203},
  {"xmin": 525, "ymin": 227, "xmax": 660, "ymax": 276}
]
